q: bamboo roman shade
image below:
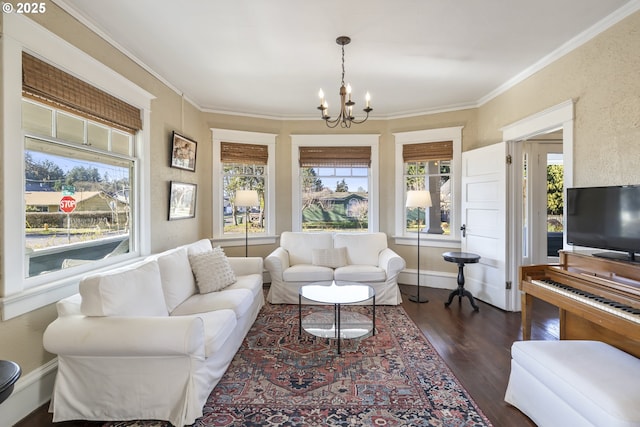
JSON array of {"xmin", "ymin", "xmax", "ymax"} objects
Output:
[
  {"xmin": 299, "ymin": 146, "xmax": 371, "ymax": 167},
  {"xmin": 22, "ymin": 52, "xmax": 142, "ymax": 133},
  {"xmin": 403, "ymin": 141, "xmax": 453, "ymax": 162},
  {"xmin": 221, "ymin": 142, "xmax": 268, "ymax": 165}
]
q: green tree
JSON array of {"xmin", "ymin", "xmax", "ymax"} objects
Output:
[
  {"xmin": 405, "ymin": 162, "xmax": 426, "ymax": 191},
  {"xmin": 301, "ymin": 168, "xmax": 323, "ymax": 192},
  {"xmin": 336, "ymin": 178, "xmax": 348, "ymax": 192},
  {"xmin": 547, "ymin": 164, "xmax": 564, "ymax": 215},
  {"xmin": 66, "ymin": 166, "xmax": 102, "ymax": 191},
  {"xmin": 25, "ymin": 152, "xmax": 65, "ymax": 190}
]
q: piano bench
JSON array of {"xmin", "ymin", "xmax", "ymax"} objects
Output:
[{"xmin": 504, "ymin": 340, "xmax": 640, "ymax": 427}]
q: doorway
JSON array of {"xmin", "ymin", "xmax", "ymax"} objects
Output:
[
  {"xmin": 500, "ymin": 100, "xmax": 574, "ymax": 311},
  {"xmin": 522, "ymin": 134, "xmax": 564, "ymax": 265}
]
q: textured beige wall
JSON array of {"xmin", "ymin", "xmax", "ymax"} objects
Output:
[
  {"xmin": 1, "ymin": 4, "xmax": 638, "ymax": 384},
  {"xmin": 477, "ymin": 11, "xmax": 640, "ymax": 186}
]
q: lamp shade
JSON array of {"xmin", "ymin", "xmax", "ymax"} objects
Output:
[
  {"xmin": 235, "ymin": 190, "xmax": 259, "ymax": 207},
  {"xmin": 406, "ymin": 190, "xmax": 432, "ymax": 208}
]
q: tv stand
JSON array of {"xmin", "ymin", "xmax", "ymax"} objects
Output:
[{"xmin": 593, "ymin": 251, "xmax": 638, "ymax": 263}]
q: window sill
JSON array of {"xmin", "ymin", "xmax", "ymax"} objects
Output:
[
  {"xmin": 1, "ymin": 255, "xmax": 144, "ymax": 320},
  {"xmin": 393, "ymin": 235, "xmax": 461, "ymax": 249},
  {"xmin": 212, "ymin": 235, "xmax": 278, "ymax": 248}
]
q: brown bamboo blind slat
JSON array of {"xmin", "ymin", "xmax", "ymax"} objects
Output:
[
  {"xmin": 22, "ymin": 52, "xmax": 142, "ymax": 133},
  {"xmin": 403, "ymin": 141, "xmax": 453, "ymax": 162},
  {"xmin": 299, "ymin": 146, "xmax": 371, "ymax": 167},
  {"xmin": 221, "ymin": 142, "xmax": 268, "ymax": 165}
]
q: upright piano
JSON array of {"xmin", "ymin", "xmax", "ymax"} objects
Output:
[{"xmin": 519, "ymin": 251, "xmax": 640, "ymax": 358}]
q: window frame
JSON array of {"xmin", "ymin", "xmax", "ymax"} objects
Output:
[
  {"xmin": 1, "ymin": 14, "xmax": 153, "ymax": 319},
  {"xmin": 211, "ymin": 129, "xmax": 277, "ymax": 247},
  {"xmin": 291, "ymin": 134, "xmax": 379, "ymax": 232},
  {"xmin": 393, "ymin": 127, "xmax": 463, "ymax": 247}
]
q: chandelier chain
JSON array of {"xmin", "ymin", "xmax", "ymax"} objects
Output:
[{"xmin": 341, "ymin": 44, "xmax": 346, "ymax": 86}]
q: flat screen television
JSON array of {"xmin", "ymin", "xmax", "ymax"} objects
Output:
[{"xmin": 566, "ymin": 185, "xmax": 640, "ymax": 262}]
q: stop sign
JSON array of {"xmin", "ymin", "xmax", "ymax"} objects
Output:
[{"xmin": 59, "ymin": 195, "xmax": 77, "ymax": 213}]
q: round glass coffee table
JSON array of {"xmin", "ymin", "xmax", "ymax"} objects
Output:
[{"xmin": 298, "ymin": 280, "xmax": 375, "ymax": 354}]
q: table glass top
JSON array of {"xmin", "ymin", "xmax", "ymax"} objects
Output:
[{"xmin": 300, "ymin": 280, "xmax": 375, "ymax": 304}]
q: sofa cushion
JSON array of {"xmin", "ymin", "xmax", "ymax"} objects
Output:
[
  {"xmin": 280, "ymin": 231, "xmax": 333, "ymax": 265},
  {"xmin": 185, "ymin": 238, "xmax": 213, "ymax": 255},
  {"xmin": 156, "ymin": 247, "xmax": 197, "ymax": 312},
  {"xmin": 334, "ymin": 232, "xmax": 387, "ymax": 266},
  {"xmin": 282, "ymin": 264, "xmax": 334, "ymax": 282},
  {"xmin": 334, "ymin": 265, "xmax": 386, "ymax": 282},
  {"xmin": 224, "ymin": 274, "xmax": 264, "ymax": 299},
  {"xmin": 312, "ymin": 247, "xmax": 347, "ymax": 268},
  {"xmin": 171, "ymin": 288, "xmax": 254, "ymax": 319},
  {"xmin": 56, "ymin": 293, "xmax": 82, "ymax": 316},
  {"xmin": 189, "ymin": 247, "xmax": 237, "ymax": 293},
  {"xmin": 80, "ymin": 260, "xmax": 168, "ymax": 317},
  {"xmin": 195, "ymin": 309, "xmax": 238, "ymax": 357}
]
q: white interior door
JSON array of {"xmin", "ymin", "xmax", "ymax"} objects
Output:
[{"xmin": 461, "ymin": 142, "xmax": 513, "ymax": 310}]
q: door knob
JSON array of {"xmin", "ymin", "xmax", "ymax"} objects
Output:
[{"xmin": 461, "ymin": 224, "xmax": 466, "ymax": 238}]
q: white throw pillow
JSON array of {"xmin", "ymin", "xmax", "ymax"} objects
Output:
[
  {"xmin": 189, "ymin": 246, "xmax": 237, "ymax": 293},
  {"xmin": 79, "ymin": 260, "xmax": 168, "ymax": 317},
  {"xmin": 312, "ymin": 247, "xmax": 348, "ymax": 268}
]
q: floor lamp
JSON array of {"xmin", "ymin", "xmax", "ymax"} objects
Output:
[
  {"xmin": 235, "ymin": 190, "xmax": 259, "ymax": 257},
  {"xmin": 406, "ymin": 190, "xmax": 432, "ymax": 303}
]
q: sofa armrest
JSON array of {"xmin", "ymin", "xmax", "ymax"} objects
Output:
[
  {"xmin": 378, "ymin": 247, "xmax": 406, "ymax": 278},
  {"xmin": 264, "ymin": 247, "xmax": 290, "ymax": 282},
  {"xmin": 43, "ymin": 315, "xmax": 205, "ymax": 357},
  {"xmin": 227, "ymin": 256, "xmax": 263, "ymax": 276}
]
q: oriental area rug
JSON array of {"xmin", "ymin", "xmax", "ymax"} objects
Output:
[{"xmin": 107, "ymin": 302, "xmax": 493, "ymax": 427}]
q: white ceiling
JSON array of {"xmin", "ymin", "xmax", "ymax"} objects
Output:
[{"xmin": 56, "ymin": 0, "xmax": 636, "ymax": 119}]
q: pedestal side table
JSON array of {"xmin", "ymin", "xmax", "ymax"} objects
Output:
[
  {"xmin": 0, "ymin": 360, "xmax": 21, "ymax": 404},
  {"xmin": 442, "ymin": 251, "xmax": 481, "ymax": 311}
]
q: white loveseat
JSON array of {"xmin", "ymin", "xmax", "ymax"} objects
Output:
[
  {"xmin": 43, "ymin": 239, "xmax": 264, "ymax": 427},
  {"xmin": 265, "ymin": 231, "xmax": 405, "ymax": 305}
]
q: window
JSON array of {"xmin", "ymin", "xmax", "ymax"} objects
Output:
[
  {"xmin": 212, "ymin": 129, "xmax": 276, "ymax": 246},
  {"xmin": 2, "ymin": 14, "xmax": 152, "ymax": 319},
  {"xmin": 291, "ymin": 135, "xmax": 379, "ymax": 232},
  {"xmin": 394, "ymin": 127, "xmax": 462, "ymax": 246},
  {"xmin": 221, "ymin": 142, "xmax": 267, "ymax": 234},
  {"xmin": 23, "ymin": 100, "xmax": 136, "ymax": 278}
]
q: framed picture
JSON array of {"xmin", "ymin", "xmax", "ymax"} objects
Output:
[
  {"xmin": 168, "ymin": 181, "xmax": 197, "ymax": 220},
  {"xmin": 170, "ymin": 131, "xmax": 197, "ymax": 171}
]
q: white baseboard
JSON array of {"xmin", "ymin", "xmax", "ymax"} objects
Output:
[
  {"xmin": 399, "ymin": 269, "xmax": 457, "ymax": 289},
  {"xmin": 0, "ymin": 358, "xmax": 57, "ymax": 426}
]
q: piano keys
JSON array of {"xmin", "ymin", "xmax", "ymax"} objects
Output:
[{"xmin": 520, "ymin": 251, "xmax": 640, "ymax": 358}]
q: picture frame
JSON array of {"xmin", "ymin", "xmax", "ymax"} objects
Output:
[
  {"xmin": 170, "ymin": 131, "xmax": 197, "ymax": 171},
  {"xmin": 168, "ymin": 181, "xmax": 197, "ymax": 220}
]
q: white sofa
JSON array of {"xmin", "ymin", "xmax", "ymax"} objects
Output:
[
  {"xmin": 265, "ymin": 232, "xmax": 405, "ymax": 305},
  {"xmin": 43, "ymin": 239, "xmax": 264, "ymax": 427}
]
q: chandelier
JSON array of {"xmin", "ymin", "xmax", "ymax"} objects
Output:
[{"xmin": 318, "ymin": 36, "xmax": 372, "ymax": 128}]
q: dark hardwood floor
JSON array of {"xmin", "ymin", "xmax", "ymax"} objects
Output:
[{"xmin": 16, "ymin": 285, "xmax": 559, "ymax": 427}]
